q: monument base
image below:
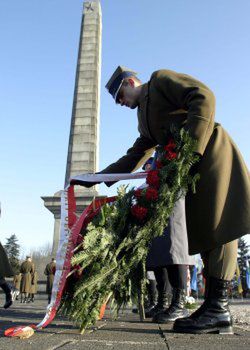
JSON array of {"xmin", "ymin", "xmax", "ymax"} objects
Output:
[{"xmin": 42, "ymin": 188, "xmax": 105, "ymax": 255}]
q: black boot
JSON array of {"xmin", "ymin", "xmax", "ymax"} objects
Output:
[
  {"xmin": 144, "ymin": 301, "xmax": 157, "ymax": 317},
  {"xmin": 153, "ymin": 288, "xmax": 188, "ymax": 323},
  {"xmin": 173, "ymin": 277, "xmax": 233, "ymax": 334},
  {"xmin": 1, "ymin": 282, "xmax": 13, "ymax": 309},
  {"xmin": 144, "ymin": 279, "xmax": 158, "ymax": 317},
  {"xmin": 145, "ymin": 291, "xmax": 168, "ymax": 318}
]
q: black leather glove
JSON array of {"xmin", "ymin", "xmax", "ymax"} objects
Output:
[
  {"xmin": 70, "ymin": 179, "xmax": 100, "ymax": 188},
  {"xmin": 104, "ymin": 181, "xmax": 116, "ymax": 187}
]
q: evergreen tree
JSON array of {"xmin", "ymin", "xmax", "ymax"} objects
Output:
[
  {"xmin": 4, "ymin": 234, "xmax": 20, "ymax": 274},
  {"xmin": 237, "ymin": 237, "xmax": 250, "ymax": 297}
]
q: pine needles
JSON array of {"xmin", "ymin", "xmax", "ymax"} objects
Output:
[{"xmin": 59, "ymin": 129, "xmax": 200, "ymax": 333}]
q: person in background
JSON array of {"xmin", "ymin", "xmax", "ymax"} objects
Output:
[
  {"xmin": 0, "ymin": 242, "xmax": 14, "ymax": 309},
  {"xmin": 143, "ymin": 271, "xmax": 159, "ymax": 315},
  {"xmin": 28, "ymin": 269, "xmax": 38, "ymax": 302},
  {"xmin": 143, "ymin": 157, "xmax": 195, "ymax": 323},
  {"xmin": 13, "ymin": 271, "xmax": 21, "ymax": 300},
  {"xmin": 44, "ymin": 258, "xmax": 56, "ymax": 304},
  {"xmin": 139, "ymin": 158, "xmax": 170, "ymax": 318},
  {"xmin": 20, "ymin": 256, "xmax": 34, "ymax": 303},
  {"xmin": 186, "ymin": 266, "xmax": 192, "ymax": 297}
]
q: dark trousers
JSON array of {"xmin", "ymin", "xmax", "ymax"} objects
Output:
[
  {"xmin": 154, "ymin": 265, "xmax": 187, "ymax": 293},
  {"xmin": 0, "ymin": 277, "xmax": 6, "ymax": 285}
]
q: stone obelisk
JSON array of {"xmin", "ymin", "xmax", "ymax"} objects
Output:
[{"xmin": 42, "ymin": 0, "xmax": 102, "ymax": 255}]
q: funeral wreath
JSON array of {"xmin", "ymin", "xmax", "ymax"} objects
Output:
[{"xmin": 59, "ymin": 128, "xmax": 200, "ymax": 333}]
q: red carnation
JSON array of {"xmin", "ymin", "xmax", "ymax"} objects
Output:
[
  {"xmin": 131, "ymin": 205, "xmax": 148, "ymax": 221},
  {"xmin": 145, "ymin": 187, "xmax": 158, "ymax": 201},
  {"xmin": 134, "ymin": 189, "xmax": 142, "ymax": 198},
  {"xmin": 165, "ymin": 151, "xmax": 177, "ymax": 160},
  {"xmin": 146, "ymin": 170, "xmax": 160, "ymax": 188},
  {"xmin": 164, "ymin": 138, "xmax": 176, "ymax": 151}
]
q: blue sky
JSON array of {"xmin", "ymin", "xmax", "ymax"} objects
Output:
[{"xmin": 0, "ymin": 0, "xmax": 249, "ymax": 254}]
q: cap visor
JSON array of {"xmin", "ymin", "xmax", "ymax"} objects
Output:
[{"xmin": 114, "ymin": 80, "xmax": 124, "ymax": 103}]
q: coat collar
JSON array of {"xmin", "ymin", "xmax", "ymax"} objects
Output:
[
  {"xmin": 137, "ymin": 83, "xmax": 152, "ymax": 139},
  {"xmin": 138, "ymin": 83, "xmax": 149, "ymax": 104}
]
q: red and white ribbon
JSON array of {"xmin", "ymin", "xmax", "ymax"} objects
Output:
[
  {"xmin": 5, "ymin": 172, "xmax": 145, "ymax": 337},
  {"xmin": 68, "ymin": 171, "xmax": 147, "ymax": 186}
]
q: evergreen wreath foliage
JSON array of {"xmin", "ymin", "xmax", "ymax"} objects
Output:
[{"xmin": 59, "ymin": 128, "xmax": 200, "ymax": 333}]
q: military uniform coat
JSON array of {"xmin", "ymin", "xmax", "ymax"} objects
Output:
[
  {"xmin": 44, "ymin": 262, "xmax": 56, "ymax": 294},
  {"xmin": 0, "ymin": 242, "xmax": 13, "ymax": 277},
  {"xmin": 20, "ymin": 261, "xmax": 34, "ymax": 293},
  {"xmin": 146, "ymin": 197, "xmax": 195, "ymax": 268},
  {"xmin": 30, "ymin": 271, "xmax": 38, "ymax": 294},
  {"xmin": 13, "ymin": 273, "xmax": 21, "ymax": 290},
  {"xmin": 101, "ymin": 69, "xmax": 250, "ymax": 254}
]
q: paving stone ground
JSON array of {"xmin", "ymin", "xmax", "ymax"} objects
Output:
[{"xmin": 0, "ymin": 295, "xmax": 249, "ymax": 350}]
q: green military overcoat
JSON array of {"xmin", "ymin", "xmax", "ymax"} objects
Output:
[
  {"xmin": 0, "ymin": 242, "xmax": 14, "ymax": 277},
  {"xmin": 13, "ymin": 273, "xmax": 21, "ymax": 290},
  {"xmin": 101, "ymin": 69, "xmax": 250, "ymax": 254},
  {"xmin": 30, "ymin": 271, "xmax": 38, "ymax": 294},
  {"xmin": 20, "ymin": 260, "xmax": 34, "ymax": 293},
  {"xmin": 44, "ymin": 262, "xmax": 56, "ymax": 294}
]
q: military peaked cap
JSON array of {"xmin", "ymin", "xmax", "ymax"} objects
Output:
[{"xmin": 105, "ymin": 66, "xmax": 137, "ymax": 101}]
